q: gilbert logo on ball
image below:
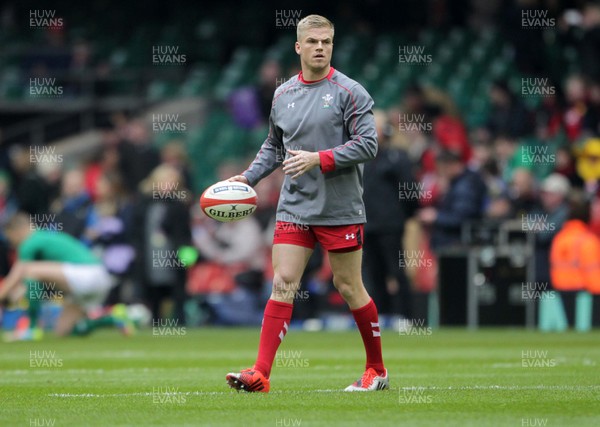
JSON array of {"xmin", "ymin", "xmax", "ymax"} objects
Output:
[{"xmin": 200, "ymin": 181, "xmax": 257, "ymax": 222}]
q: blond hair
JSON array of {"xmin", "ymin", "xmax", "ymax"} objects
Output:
[
  {"xmin": 297, "ymin": 14, "xmax": 334, "ymax": 41},
  {"xmin": 139, "ymin": 164, "xmax": 188, "ymax": 201}
]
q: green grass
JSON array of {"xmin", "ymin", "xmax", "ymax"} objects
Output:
[{"xmin": 1, "ymin": 328, "xmax": 599, "ymax": 426}]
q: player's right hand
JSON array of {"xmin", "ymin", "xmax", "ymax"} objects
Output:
[{"xmin": 227, "ymin": 175, "xmax": 249, "ymax": 185}]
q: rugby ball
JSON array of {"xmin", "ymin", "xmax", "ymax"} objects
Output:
[{"xmin": 200, "ymin": 181, "xmax": 257, "ymax": 222}]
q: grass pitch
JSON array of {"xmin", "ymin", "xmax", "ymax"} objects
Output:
[{"xmin": 0, "ymin": 328, "xmax": 599, "ymax": 426}]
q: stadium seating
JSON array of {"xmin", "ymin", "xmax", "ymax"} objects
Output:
[{"xmin": 0, "ymin": 23, "xmax": 581, "ymax": 190}]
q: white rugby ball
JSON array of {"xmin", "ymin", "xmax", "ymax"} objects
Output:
[{"xmin": 200, "ymin": 181, "xmax": 257, "ymax": 222}]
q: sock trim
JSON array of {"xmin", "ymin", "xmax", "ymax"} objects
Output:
[
  {"xmin": 264, "ymin": 299, "xmax": 293, "ymax": 319},
  {"xmin": 351, "ymin": 298, "xmax": 374, "ymax": 316}
]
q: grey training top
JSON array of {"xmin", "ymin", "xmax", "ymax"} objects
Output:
[{"xmin": 242, "ymin": 67, "xmax": 378, "ymax": 226}]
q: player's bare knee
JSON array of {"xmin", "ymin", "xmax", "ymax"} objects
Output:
[
  {"xmin": 272, "ymin": 274, "xmax": 301, "ymax": 300},
  {"xmin": 333, "ymin": 277, "xmax": 356, "ymax": 301}
]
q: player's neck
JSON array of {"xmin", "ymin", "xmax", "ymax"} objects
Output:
[{"xmin": 300, "ymin": 65, "xmax": 331, "ymax": 83}]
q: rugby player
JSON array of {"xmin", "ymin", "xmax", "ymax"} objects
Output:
[
  {"xmin": 226, "ymin": 14, "xmax": 387, "ymax": 392},
  {"xmin": 0, "ymin": 212, "xmax": 133, "ymax": 340}
]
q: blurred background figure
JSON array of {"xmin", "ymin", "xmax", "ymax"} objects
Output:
[
  {"xmin": 9, "ymin": 146, "xmax": 50, "ymax": 215},
  {"xmin": 508, "ymin": 167, "xmax": 538, "ymax": 218},
  {"xmin": 228, "ymin": 59, "xmax": 282, "ymax": 129},
  {"xmin": 486, "ymin": 81, "xmax": 532, "ymax": 139},
  {"xmin": 51, "ymin": 168, "xmax": 96, "ymax": 244},
  {"xmin": 419, "ymin": 150, "xmax": 486, "ymax": 252},
  {"xmin": 87, "ymin": 171, "xmax": 135, "ymax": 305},
  {"xmin": 550, "ymin": 191, "xmax": 600, "ymax": 330},
  {"xmin": 530, "ymin": 174, "xmax": 570, "ymax": 288},
  {"xmin": 117, "ymin": 119, "xmax": 161, "ymax": 195},
  {"xmin": 363, "ymin": 110, "xmax": 417, "ymax": 318},
  {"xmin": 563, "ymin": 75, "xmax": 588, "ymax": 143},
  {"xmin": 191, "ymin": 209, "xmax": 265, "ymax": 325},
  {"xmin": 579, "ymin": 2, "xmax": 600, "ymax": 82},
  {"xmin": 0, "ymin": 170, "xmax": 17, "ymax": 225},
  {"xmin": 160, "ymin": 141, "xmax": 193, "ymax": 190},
  {"xmin": 132, "ymin": 165, "xmax": 191, "ymax": 325},
  {"xmin": 189, "ymin": 162, "xmax": 266, "ymax": 325}
]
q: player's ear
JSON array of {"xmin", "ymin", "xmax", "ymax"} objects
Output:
[{"xmin": 295, "ymin": 41, "xmax": 301, "ymax": 55}]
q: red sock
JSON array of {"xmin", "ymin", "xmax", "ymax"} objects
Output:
[
  {"xmin": 253, "ymin": 299, "xmax": 293, "ymax": 378},
  {"xmin": 351, "ymin": 299, "xmax": 385, "ymax": 375}
]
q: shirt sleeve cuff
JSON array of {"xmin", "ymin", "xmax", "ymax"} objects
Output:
[
  {"xmin": 319, "ymin": 150, "xmax": 336, "ymax": 173},
  {"xmin": 241, "ymin": 172, "xmax": 253, "ymax": 187}
]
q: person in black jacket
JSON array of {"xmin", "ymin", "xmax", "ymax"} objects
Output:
[
  {"xmin": 580, "ymin": 2, "xmax": 600, "ymax": 82},
  {"xmin": 419, "ymin": 150, "xmax": 487, "ymax": 252},
  {"xmin": 10, "ymin": 146, "xmax": 50, "ymax": 216},
  {"xmin": 486, "ymin": 80, "xmax": 532, "ymax": 139},
  {"xmin": 117, "ymin": 120, "xmax": 161, "ymax": 195},
  {"xmin": 131, "ymin": 164, "xmax": 192, "ymax": 325},
  {"xmin": 363, "ymin": 111, "xmax": 418, "ymax": 317}
]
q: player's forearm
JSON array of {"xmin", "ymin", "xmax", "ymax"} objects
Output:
[
  {"xmin": 243, "ymin": 139, "xmax": 282, "ymax": 186},
  {"xmin": 319, "ymin": 133, "xmax": 377, "ymax": 173}
]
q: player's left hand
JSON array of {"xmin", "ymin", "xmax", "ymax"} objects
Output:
[{"xmin": 282, "ymin": 150, "xmax": 321, "ymax": 179}]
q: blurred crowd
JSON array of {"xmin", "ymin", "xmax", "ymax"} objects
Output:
[{"xmin": 1, "ymin": 62, "xmax": 600, "ymax": 325}]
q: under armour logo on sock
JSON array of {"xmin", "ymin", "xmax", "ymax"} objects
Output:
[
  {"xmin": 278, "ymin": 321, "xmax": 289, "ymax": 342},
  {"xmin": 371, "ymin": 322, "xmax": 381, "ymax": 337}
]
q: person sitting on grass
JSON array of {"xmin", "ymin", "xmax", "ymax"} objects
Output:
[{"xmin": 0, "ymin": 212, "xmax": 134, "ymax": 341}]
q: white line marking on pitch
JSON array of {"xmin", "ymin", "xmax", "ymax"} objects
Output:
[
  {"xmin": 47, "ymin": 384, "xmax": 600, "ymax": 398},
  {"xmin": 48, "ymin": 391, "xmax": 323, "ymax": 397}
]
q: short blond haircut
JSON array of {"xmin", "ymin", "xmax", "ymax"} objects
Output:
[{"xmin": 296, "ymin": 14, "xmax": 334, "ymax": 41}]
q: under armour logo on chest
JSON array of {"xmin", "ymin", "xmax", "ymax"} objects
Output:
[{"xmin": 287, "ymin": 103, "xmax": 295, "ymax": 109}]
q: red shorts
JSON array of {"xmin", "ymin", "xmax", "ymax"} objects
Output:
[{"xmin": 273, "ymin": 221, "xmax": 364, "ymax": 252}]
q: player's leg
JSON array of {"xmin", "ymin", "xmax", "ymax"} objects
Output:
[
  {"xmin": 257, "ymin": 243, "xmax": 313, "ymax": 371},
  {"xmin": 329, "ymin": 248, "xmax": 388, "ymax": 391},
  {"xmin": 3, "ymin": 264, "xmax": 67, "ymax": 340},
  {"xmin": 329, "ymin": 249, "xmax": 370, "ymax": 309},
  {"xmin": 270, "ymin": 243, "xmax": 313, "ymax": 303},
  {"xmin": 55, "ymin": 302, "xmax": 87, "ymax": 336},
  {"xmin": 63, "ymin": 264, "xmax": 134, "ymax": 337},
  {"xmin": 70, "ymin": 304, "xmax": 134, "ymax": 337},
  {"xmin": 13, "ymin": 262, "xmax": 72, "ymax": 333},
  {"xmin": 227, "ymin": 242, "xmax": 313, "ymax": 392}
]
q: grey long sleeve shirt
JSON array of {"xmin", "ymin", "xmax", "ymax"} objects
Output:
[{"xmin": 243, "ymin": 67, "xmax": 377, "ymax": 225}]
